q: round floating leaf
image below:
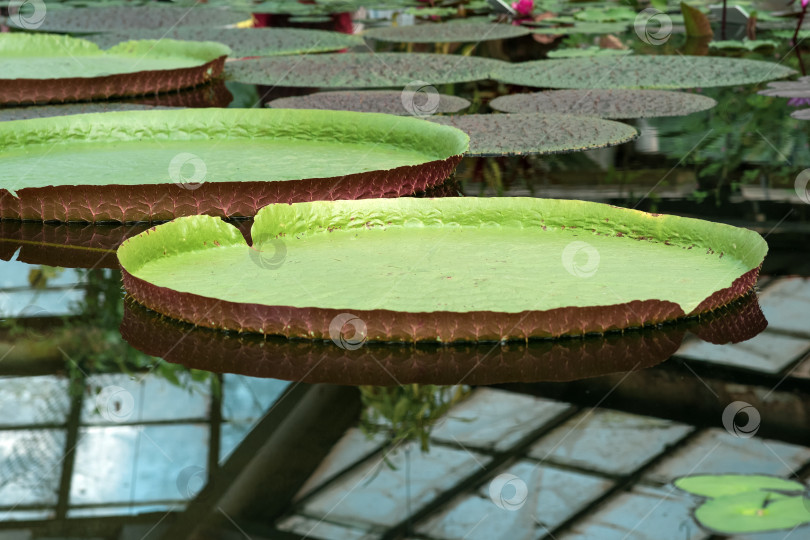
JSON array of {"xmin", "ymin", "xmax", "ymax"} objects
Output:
[
  {"xmin": 0, "ymin": 103, "xmax": 172, "ymax": 122},
  {"xmin": 792, "ymin": 109, "xmax": 810, "ymax": 121},
  {"xmin": 489, "ymin": 89, "xmax": 717, "ymax": 119},
  {"xmin": 759, "ymin": 76, "xmax": 810, "ymax": 98},
  {"xmin": 675, "ymin": 475, "xmax": 806, "ymax": 499},
  {"xmin": 268, "ymin": 90, "xmax": 470, "ymax": 115},
  {"xmin": 363, "ymin": 22, "xmax": 531, "ymax": 43},
  {"xmin": 573, "ymin": 6, "xmax": 637, "ymax": 22},
  {"xmin": 493, "ymin": 55, "xmax": 797, "ymax": 89},
  {"xmin": 85, "ymin": 27, "xmax": 363, "ymax": 57},
  {"xmin": 226, "ymin": 53, "xmax": 505, "ymax": 88},
  {"xmin": 710, "ymin": 39, "xmax": 779, "ymax": 50},
  {"xmin": 0, "ymin": 33, "xmax": 230, "ymax": 105},
  {"xmin": 117, "ymin": 197, "xmax": 767, "ymax": 343},
  {"xmin": 8, "ymin": 5, "xmax": 252, "ymax": 33},
  {"xmin": 528, "ymin": 22, "xmax": 629, "ymax": 34},
  {"xmin": 547, "ymin": 46, "xmax": 632, "ymax": 58},
  {"xmin": 694, "ymin": 492, "xmax": 810, "ymax": 534},
  {"xmin": 0, "ymin": 109, "xmax": 468, "ymax": 222},
  {"xmin": 425, "ymin": 113, "xmax": 638, "ymax": 156}
]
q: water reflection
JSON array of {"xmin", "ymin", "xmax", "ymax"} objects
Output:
[{"xmin": 120, "ymin": 292, "xmax": 767, "ymax": 386}]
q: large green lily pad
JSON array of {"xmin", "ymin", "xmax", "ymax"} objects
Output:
[
  {"xmin": 493, "ymin": 55, "xmax": 797, "ymax": 89},
  {"xmin": 489, "ymin": 90, "xmax": 717, "ymax": 119},
  {"xmin": 425, "ymin": 113, "xmax": 638, "ymax": 156},
  {"xmin": 0, "ymin": 103, "xmax": 170, "ymax": 122},
  {"xmin": 528, "ymin": 22, "xmax": 629, "ymax": 35},
  {"xmin": 7, "ymin": 5, "xmax": 252, "ymax": 33},
  {"xmin": 267, "ymin": 90, "xmax": 470, "ymax": 115},
  {"xmin": 225, "ymin": 53, "xmax": 505, "ymax": 88},
  {"xmin": 118, "ymin": 197, "xmax": 767, "ymax": 343},
  {"xmin": 84, "ymin": 27, "xmax": 363, "ymax": 57},
  {"xmin": 0, "ymin": 33, "xmax": 230, "ymax": 105},
  {"xmin": 362, "ymin": 22, "xmax": 531, "ymax": 43},
  {"xmin": 0, "ymin": 109, "xmax": 468, "ymax": 222}
]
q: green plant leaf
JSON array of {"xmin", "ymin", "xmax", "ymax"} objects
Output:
[
  {"xmin": 117, "ymin": 197, "xmax": 767, "ymax": 342},
  {"xmin": 363, "ymin": 22, "xmax": 531, "ymax": 43},
  {"xmin": 492, "ymin": 55, "xmax": 796, "ymax": 89},
  {"xmin": 267, "ymin": 90, "xmax": 470, "ymax": 115},
  {"xmin": 694, "ymin": 492, "xmax": 810, "ymax": 534},
  {"xmin": 425, "ymin": 113, "xmax": 639, "ymax": 156},
  {"xmin": 489, "ymin": 89, "xmax": 717, "ymax": 118},
  {"xmin": 675, "ymin": 474, "xmax": 806, "ymax": 498}
]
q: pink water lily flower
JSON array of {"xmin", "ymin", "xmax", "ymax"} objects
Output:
[{"xmin": 511, "ymin": 0, "xmax": 533, "ymax": 16}]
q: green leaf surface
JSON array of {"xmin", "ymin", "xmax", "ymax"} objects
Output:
[
  {"xmin": 489, "ymin": 89, "xmax": 717, "ymax": 119},
  {"xmin": 0, "ymin": 108, "xmax": 468, "ymax": 193},
  {"xmin": 362, "ymin": 22, "xmax": 531, "ymax": 43},
  {"xmin": 0, "ymin": 103, "xmax": 172, "ymax": 122},
  {"xmin": 425, "ymin": 113, "xmax": 639, "ymax": 156},
  {"xmin": 84, "ymin": 27, "xmax": 363, "ymax": 57},
  {"xmin": 675, "ymin": 475, "xmax": 806, "ymax": 498},
  {"xmin": 1, "ymin": 33, "xmax": 230, "ymax": 80},
  {"xmin": 546, "ymin": 46, "xmax": 632, "ymax": 58},
  {"xmin": 118, "ymin": 197, "xmax": 766, "ymax": 338},
  {"xmin": 492, "ymin": 55, "xmax": 796, "ymax": 89},
  {"xmin": 529, "ymin": 22, "xmax": 629, "ymax": 34},
  {"xmin": 694, "ymin": 492, "xmax": 810, "ymax": 534},
  {"xmin": 267, "ymin": 90, "xmax": 470, "ymax": 115},
  {"xmin": 8, "ymin": 5, "xmax": 252, "ymax": 33},
  {"xmin": 225, "ymin": 53, "xmax": 505, "ymax": 88},
  {"xmin": 759, "ymin": 76, "xmax": 810, "ymax": 98},
  {"xmin": 710, "ymin": 39, "xmax": 779, "ymax": 50}
]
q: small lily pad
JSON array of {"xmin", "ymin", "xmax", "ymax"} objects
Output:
[
  {"xmin": 676, "ymin": 475, "xmax": 806, "ymax": 499},
  {"xmin": 85, "ymin": 27, "xmax": 364, "ymax": 57},
  {"xmin": 759, "ymin": 76, "xmax": 810, "ymax": 98},
  {"xmin": 792, "ymin": 109, "xmax": 810, "ymax": 121},
  {"xmin": 489, "ymin": 89, "xmax": 717, "ymax": 119},
  {"xmin": 226, "ymin": 52, "xmax": 505, "ymax": 88},
  {"xmin": 425, "ymin": 113, "xmax": 638, "ymax": 156},
  {"xmin": 363, "ymin": 22, "xmax": 531, "ymax": 43},
  {"xmin": 529, "ymin": 22, "xmax": 629, "ymax": 35},
  {"xmin": 547, "ymin": 46, "xmax": 632, "ymax": 58},
  {"xmin": 268, "ymin": 90, "xmax": 470, "ymax": 115},
  {"xmin": 710, "ymin": 39, "xmax": 779, "ymax": 50},
  {"xmin": 7, "ymin": 5, "xmax": 252, "ymax": 33},
  {"xmin": 493, "ymin": 55, "xmax": 797, "ymax": 89}
]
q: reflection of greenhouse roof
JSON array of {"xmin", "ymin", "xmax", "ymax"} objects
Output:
[{"xmin": 0, "ymin": 277, "xmax": 809, "ymax": 538}]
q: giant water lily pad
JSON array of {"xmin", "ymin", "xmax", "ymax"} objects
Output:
[
  {"xmin": 8, "ymin": 5, "xmax": 252, "ymax": 33},
  {"xmin": 0, "ymin": 103, "xmax": 171, "ymax": 122},
  {"xmin": 85, "ymin": 27, "xmax": 363, "ymax": 57},
  {"xmin": 362, "ymin": 22, "xmax": 531, "ymax": 43},
  {"xmin": 489, "ymin": 90, "xmax": 717, "ymax": 119},
  {"xmin": 493, "ymin": 55, "xmax": 797, "ymax": 89},
  {"xmin": 121, "ymin": 292, "xmax": 767, "ymax": 385},
  {"xmin": 267, "ymin": 90, "xmax": 470, "ymax": 115},
  {"xmin": 425, "ymin": 113, "xmax": 638, "ymax": 156},
  {"xmin": 0, "ymin": 34, "xmax": 229, "ymax": 105},
  {"xmin": 225, "ymin": 53, "xmax": 504, "ymax": 88},
  {"xmin": 759, "ymin": 76, "xmax": 810, "ymax": 98},
  {"xmin": 117, "ymin": 197, "xmax": 767, "ymax": 343},
  {"xmin": 0, "ymin": 109, "xmax": 468, "ymax": 222}
]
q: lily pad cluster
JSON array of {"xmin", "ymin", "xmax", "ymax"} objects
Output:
[
  {"xmin": 363, "ymin": 22, "xmax": 531, "ymax": 43},
  {"xmin": 489, "ymin": 89, "xmax": 717, "ymax": 119},
  {"xmin": 676, "ymin": 475, "xmax": 810, "ymax": 534}
]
